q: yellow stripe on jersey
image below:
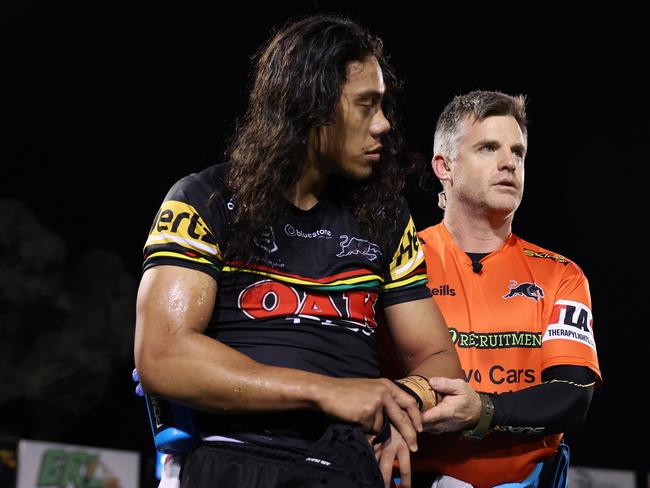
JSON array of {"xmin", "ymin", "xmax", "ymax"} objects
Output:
[
  {"xmin": 382, "ymin": 273, "xmax": 427, "ymax": 290},
  {"xmin": 222, "ymin": 265, "xmax": 383, "ymax": 288},
  {"xmin": 145, "ymin": 233, "xmax": 221, "ymax": 257},
  {"xmin": 145, "ymin": 200, "xmax": 221, "ymax": 259},
  {"xmin": 389, "ymin": 216, "xmax": 425, "ymax": 280},
  {"xmin": 146, "ymin": 251, "xmax": 216, "ymax": 266}
]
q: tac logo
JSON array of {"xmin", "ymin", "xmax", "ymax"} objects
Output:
[
  {"xmin": 389, "ymin": 217, "xmax": 424, "ymax": 280},
  {"xmin": 238, "ymin": 279, "xmax": 378, "ymax": 335},
  {"xmin": 503, "ymin": 280, "xmax": 544, "ymax": 301},
  {"xmin": 146, "ymin": 200, "xmax": 221, "ymax": 258},
  {"xmin": 543, "ymin": 299, "xmax": 596, "ymax": 351},
  {"xmin": 336, "ymin": 235, "xmax": 381, "ymax": 261}
]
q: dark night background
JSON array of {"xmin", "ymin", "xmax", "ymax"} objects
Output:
[{"xmin": 1, "ymin": 2, "xmax": 647, "ymax": 486}]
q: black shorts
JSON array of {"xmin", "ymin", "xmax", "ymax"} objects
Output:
[
  {"xmin": 180, "ymin": 422, "xmax": 386, "ymax": 487},
  {"xmin": 180, "ymin": 441, "xmax": 302, "ymax": 488}
]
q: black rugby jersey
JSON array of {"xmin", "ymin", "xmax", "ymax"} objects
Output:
[{"xmin": 142, "ymin": 163, "xmax": 429, "ymax": 449}]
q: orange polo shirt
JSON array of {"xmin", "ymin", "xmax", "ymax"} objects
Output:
[{"xmin": 412, "ymin": 223, "xmax": 601, "ymax": 488}]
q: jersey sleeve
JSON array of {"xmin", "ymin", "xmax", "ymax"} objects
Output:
[
  {"xmin": 541, "ymin": 263, "xmax": 602, "ymax": 385},
  {"xmin": 380, "ymin": 203, "xmax": 431, "ymax": 307},
  {"xmin": 142, "ymin": 168, "xmax": 229, "ymax": 280}
]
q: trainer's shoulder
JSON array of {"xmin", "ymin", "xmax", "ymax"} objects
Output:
[
  {"xmin": 418, "ymin": 222, "xmax": 444, "ymax": 246},
  {"xmin": 514, "ymin": 234, "xmax": 585, "ymax": 278}
]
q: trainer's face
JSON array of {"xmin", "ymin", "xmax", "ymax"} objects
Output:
[
  {"xmin": 448, "ymin": 115, "xmax": 526, "ymax": 216},
  {"xmin": 316, "ymin": 56, "xmax": 391, "ymax": 180}
]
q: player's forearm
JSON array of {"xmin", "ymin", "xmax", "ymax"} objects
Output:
[
  {"xmin": 136, "ymin": 329, "xmax": 327, "ymax": 414},
  {"xmin": 383, "ymin": 298, "xmax": 463, "ymax": 380},
  {"xmin": 134, "ymin": 266, "xmax": 332, "ymax": 414},
  {"xmin": 407, "ymin": 348, "xmax": 463, "ymax": 380}
]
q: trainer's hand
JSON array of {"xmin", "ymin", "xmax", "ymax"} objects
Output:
[
  {"xmin": 318, "ymin": 377, "xmax": 421, "ymax": 452},
  {"xmin": 372, "ymin": 424, "xmax": 411, "ymax": 488},
  {"xmin": 421, "ymin": 377, "xmax": 481, "ymax": 433}
]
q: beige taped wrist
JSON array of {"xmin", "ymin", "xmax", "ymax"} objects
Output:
[{"xmin": 394, "ymin": 375, "xmax": 438, "ymax": 411}]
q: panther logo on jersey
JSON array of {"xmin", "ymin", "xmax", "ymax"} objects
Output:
[
  {"xmin": 503, "ymin": 280, "xmax": 544, "ymax": 301},
  {"xmin": 337, "ymin": 235, "xmax": 381, "ymax": 261},
  {"xmin": 254, "ymin": 226, "xmax": 278, "ymax": 253}
]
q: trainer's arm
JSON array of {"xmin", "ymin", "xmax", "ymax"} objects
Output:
[
  {"xmin": 384, "ymin": 297, "xmax": 463, "ymax": 380},
  {"xmin": 422, "ymin": 365, "xmax": 595, "ymax": 435},
  {"xmin": 135, "ymin": 265, "xmax": 420, "ymax": 445}
]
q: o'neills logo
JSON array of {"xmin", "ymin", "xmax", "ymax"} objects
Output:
[
  {"xmin": 284, "ymin": 224, "xmax": 332, "ymax": 239},
  {"xmin": 430, "ymin": 284, "xmax": 456, "ymax": 296}
]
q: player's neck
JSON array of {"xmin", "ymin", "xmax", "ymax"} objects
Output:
[
  {"xmin": 443, "ymin": 206, "xmax": 513, "ymax": 253},
  {"xmin": 284, "ymin": 159, "xmax": 328, "ymax": 211}
]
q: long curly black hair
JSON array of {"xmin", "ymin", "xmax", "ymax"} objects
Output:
[{"xmin": 225, "ymin": 15, "xmax": 409, "ymax": 261}]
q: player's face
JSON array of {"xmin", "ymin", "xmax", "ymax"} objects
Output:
[
  {"xmin": 315, "ymin": 56, "xmax": 391, "ymax": 180},
  {"xmin": 449, "ymin": 115, "xmax": 526, "ymax": 216}
]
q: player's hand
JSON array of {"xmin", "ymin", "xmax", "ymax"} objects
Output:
[
  {"xmin": 371, "ymin": 424, "xmax": 411, "ymax": 488},
  {"xmin": 421, "ymin": 377, "xmax": 481, "ymax": 433},
  {"xmin": 319, "ymin": 377, "xmax": 421, "ymax": 452}
]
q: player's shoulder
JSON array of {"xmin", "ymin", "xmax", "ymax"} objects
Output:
[{"xmin": 169, "ymin": 162, "xmax": 230, "ymax": 197}]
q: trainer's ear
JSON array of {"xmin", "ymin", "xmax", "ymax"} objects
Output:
[{"xmin": 432, "ymin": 154, "xmax": 451, "ymax": 182}]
